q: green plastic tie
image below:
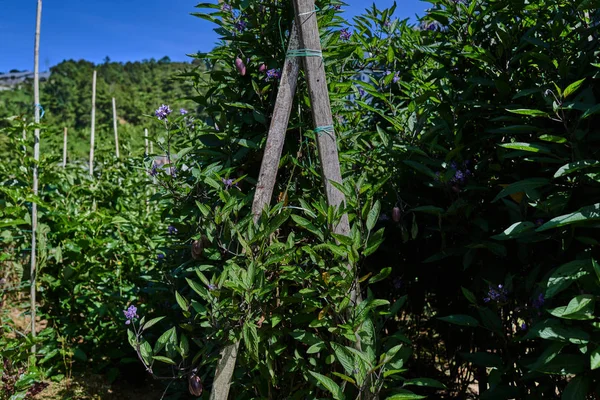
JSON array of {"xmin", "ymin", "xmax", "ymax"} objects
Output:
[
  {"xmin": 314, "ymin": 125, "xmax": 334, "ymax": 138},
  {"xmin": 286, "ymin": 49, "xmax": 323, "ymax": 58},
  {"xmin": 298, "ymin": 5, "xmax": 321, "ymax": 16}
]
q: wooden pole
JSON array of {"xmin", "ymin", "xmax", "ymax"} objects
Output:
[
  {"xmin": 293, "ymin": 0, "xmax": 350, "ymax": 238},
  {"xmin": 30, "ymin": 0, "xmax": 42, "ymax": 352},
  {"xmin": 144, "ymin": 128, "xmax": 149, "ymax": 156},
  {"xmin": 112, "ymin": 97, "xmax": 120, "ymax": 158},
  {"xmin": 89, "ymin": 70, "xmax": 97, "ymax": 176},
  {"xmin": 62, "ymin": 127, "xmax": 68, "ymax": 167},
  {"xmin": 209, "ymin": 22, "xmax": 303, "ymax": 400}
]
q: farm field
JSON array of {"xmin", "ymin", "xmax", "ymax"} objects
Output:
[{"xmin": 2, "ymin": 1, "xmax": 600, "ymax": 399}]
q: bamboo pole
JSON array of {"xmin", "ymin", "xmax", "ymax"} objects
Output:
[
  {"xmin": 150, "ymin": 141, "xmax": 153, "ymax": 155},
  {"xmin": 112, "ymin": 97, "xmax": 120, "ymax": 158},
  {"xmin": 144, "ymin": 128, "xmax": 149, "ymax": 156},
  {"xmin": 30, "ymin": 0, "xmax": 43, "ymax": 353},
  {"xmin": 89, "ymin": 70, "xmax": 97, "ymax": 176},
  {"xmin": 62, "ymin": 127, "xmax": 67, "ymax": 167}
]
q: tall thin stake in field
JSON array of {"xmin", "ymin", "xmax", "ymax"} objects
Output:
[
  {"xmin": 112, "ymin": 97, "xmax": 120, "ymax": 158},
  {"xmin": 144, "ymin": 128, "xmax": 149, "ymax": 156},
  {"xmin": 89, "ymin": 70, "xmax": 97, "ymax": 175},
  {"xmin": 62, "ymin": 127, "xmax": 68, "ymax": 167},
  {"xmin": 30, "ymin": 0, "xmax": 43, "ymax": 352}
]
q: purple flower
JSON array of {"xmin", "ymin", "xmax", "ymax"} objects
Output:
[
  {"xmin": 220, "ymin": 3, "xmax": 232, "ymax": 13},
  {"xmin": 123, "ymin": 305, "xmax": 138, "ymax": 325},
  {"xmin": 180, "ymin": 108, "xmax": 188, "ymax": 115},
  {"xmin": 384, "ymin": 19, "xmax": 391, "ymax": 28},
  {"xmin": 357, "ymin": 86, "xmax": 366, "ymax": 97},
  {"xmin": 532, "ymin": 293, "xmax": 545, "ymax": 309},
  {"xmin": 149, "ymin": 164, "xmax": 158, "ymax": 177},
  {"xmin": 155, "ymin": 104, "xmax": 172, "ymax": 121},
  {"xmin": 157, "ymin": 253, "xmax": 165, "ymax": 261},
  {"xmin": 520, "ymin": 322, "xmax": 527, "ymax": 331},
  {"xmin": 222, "ymin": 177, "xmax": 237, "ymax": 190},
  {"xmin": 484, "ymin": 284, "xmax": 508, "ymax": 303},
  {"xmin": 168, "ymin": 225, "xmax": 178, "ymax": 235},
  {"xmin": 393, "ymin": 72, "xmax": 400, "ymax": 83},
  {"xmin": 339, "ymin": 28, "xmax": 352, "ymax": 41},
  {"xmin": 332, "ymin": 4, "xmax": 341, "ymax": 10},
  {"xmin": 207, "ymin": 284, "xmax": 217, "ymax": 291},
  {"xmin": 234, "ymin": 19, "xmax": 247, "ymax": 32},
  {"xmin": 266, "ymin": 68, "xmax": 281, "ymax": 81}
]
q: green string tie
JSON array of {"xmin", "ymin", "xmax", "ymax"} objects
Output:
[
  {"xmin": 298, "ymin": 5, "xmax": 321, "ymax": 16},
  {"xmin": 286, "ymin": 48, "xmax": 323, "ymax": 58},
  {"xmin": 314, "ymin": 125, "xmax": 334, "ymax": 137}
]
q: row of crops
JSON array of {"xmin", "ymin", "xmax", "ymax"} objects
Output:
[{"xmin": 2, "ymin": 0, "xmax": 600, "ymax": 399}]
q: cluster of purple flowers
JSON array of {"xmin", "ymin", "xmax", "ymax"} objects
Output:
[
  {"xmin": 155, "ymin": 104, "xmax": 172, "ymax": 121},
  {"xmin": 484, "ymin": 284, "xmax": 508, "ymax": 303},
  {"xmin": 157, "ymin": 253, "xmax": 165, "ymax": 261},
  {"xmin": 332, "ymin": 4, "xmax": 342, "ymax": 10},
  {"xmin": 266, "ymin": 68, "xmax": 281, "ymax": 81},
  {"xmin": 220, "ymin": 3, "xmax": 233, "ymax": 13},
  {"xmin": 449, "ymin": 161, "xmax": 473, "ymax": 185},
  {"xmin": 168, "ymin": 225, "xmax": 178, "ymax": 235},
  {"xmin": 207, "ymin": 283, "xmax": 217, "ymax": 291},
  {"xmin": 234, "ymin": 19, "xmax": 247, "ymax": 32},
  {"xmin": 180, "ymin": 108, "xmax": 188, "ymax": 115},
  {"xmin": 123, "ymin": 305, "xmax": 138, "ymax": 325},
  {"xmin": 532, "ymin": 293, "xmax": 545, "ymax": 309},
  {"xmin": 339, "ymin": 28, "xmax": 352, "ymax": 41}
]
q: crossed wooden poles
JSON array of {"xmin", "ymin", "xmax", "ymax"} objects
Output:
[{"xmin": 209, "ymin": 0, "xmax": 358, "ymax": 398}]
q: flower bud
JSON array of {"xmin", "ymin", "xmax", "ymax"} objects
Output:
[
  {"xmin": 188, "ymin": 372, "xmax": 203, "ymax": 396},
  {"xmin": 258, "ymin": 63, "xmax": 267, "ymax": 73},
  {"xmin": 191, "ymin": 239, "xmax": 204, "ymax": 260},
  {"xmin": 235, "ymin": 57, "xmax": 246, "ymax": 76},
  {"xmin": 392, "ymin": 207, "xmax": 401, "ymax": 222}
]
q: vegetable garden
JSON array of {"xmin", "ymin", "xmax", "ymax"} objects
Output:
[{"xmin": 2, "ymin": 0, "xmax": 600, "ymax": 399}]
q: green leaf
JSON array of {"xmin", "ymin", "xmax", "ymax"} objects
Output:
[
  {"xmin": 524, "ymin": 319, "xmax": 589, "ymax": 344},
  {"xmin": 385, "ymin": 389, "xmax": 426, "ymax": 400},
  {"xmin": 141, "ymin": 316, "xmax": 164, "ymax": 331},
  {"xmin": 438, "ymin": 314, "xmax": 479, "ymax": 327},
  {"xmin": 366, "ymin": 200, "xmax": 381, "ymax": 232},
  {"xmin": 590, "ymin": 347, "xmax": 600, "ymax": 370},
  {"xmin": 582, "ymin": 103, "xmax": 600, "ymax": 119},
  {"xmin": 154, "ymin": 327, "xmax": 176, "ymax": 354},
  {"xmin": 331, "ymin": 343, "xmax": 355, "ymax": 375},
  {"xmin": 527, "ymin": 342, "xmax": 566, "ymax": 371},
  {"xmin": 498, "ymin": 142, "xmax": 552, "ymax": 154},
  {"xmin": 175, "ymin": 291, "xmax": 189, "ymax": 312},
  {"xmin": 403, "ymin": 377, "xmax": 446, "ymax": 389},
  {"xmin": 536, "ymin": 203, "xmax": 600, "ymax": 232},
  {"xmin": 491, "ymin": 221, "xmax": 536, "ymax": 240},
  {"xmin": 243, "ymin": 322, "xmax": 259, "ymax": 362},
  {"xmin": 369, "ymin": 267, "xmax": 392, "ymax": 284},
  {"xmin": 308, "ymin": 371, "xmax": 345, "ymax": 400},
  {"xmin": 492, "ymin": 178, "xmax": 549, "ymax": 203},
  {"xmin": 506, "ymin": 108, "xmax": 549, "ymax": 117},
  {"xmin": 539, "ymin": 134, "xmax": 567, "ymax": 143},
  {"xmin": 562, "ymin": 375, "xmax": 589, "ymax": 400},
  {"xmin": 403, "ymin": 160, "xmax": 437, "ymax": 179},
  {"xmin": 152, "ymin": 355, "xmax": 176, "ymax": 365},
  {"xmin": 563, "ymin": 78, "xmax": 586, "ymax": 98},
  {"xmin": 554, "ymin": 160, "xmax": 600, "ymax": 178},
  {"xmin": 549, "ymin": 295, "xmax": 594, "ymax": 320},
  {"xmin": 461, "ymin": 287, "xmax": 477, "ymax": 304},
  {"xmin": 545, "ymin": 259, "xmax": 590, "ymax": 298}
]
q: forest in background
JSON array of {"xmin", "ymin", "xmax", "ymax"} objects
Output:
[{"xmin": 0, "ymin": 58, "xmax": 206, "ymax": 158}]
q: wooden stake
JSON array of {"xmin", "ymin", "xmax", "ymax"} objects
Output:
[
  {"xmin": 89, "ymin": 70, "xmax": 97, "ymax": 176},
  {"xmin": 150, "ymin": 141, "xmax": 153, "ymax": 154},
  {"xmin": 30, "ymin": 0, "xmax": 42, "ymax": 352},
  {"xmin": 112, "ymin": 97, "xmax": 120, "ymax": 158},
  {"xmin": 209, "ymin": 22, "xmax": 303, "ymax": 400},
  {"xmin": 62, "ymin": 127, "xmax": 68, "ymax": 167},
  {"xmin": 144, "ymin": 128, "xmax": 149, "ymax": 156}
]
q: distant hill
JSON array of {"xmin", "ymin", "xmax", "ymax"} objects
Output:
[{"xmin": 0, "ymin": 71, "xmax": 50, "ymax": 90}]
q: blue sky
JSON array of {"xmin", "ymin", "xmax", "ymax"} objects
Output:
[{"xmin": 1, "ymin": 1, "xmax": 428, "ymax": 73}]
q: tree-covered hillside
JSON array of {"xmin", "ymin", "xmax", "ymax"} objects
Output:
[{"xmin": 0, "ymin": 57, "xmax": 206, "ymax": 157}]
